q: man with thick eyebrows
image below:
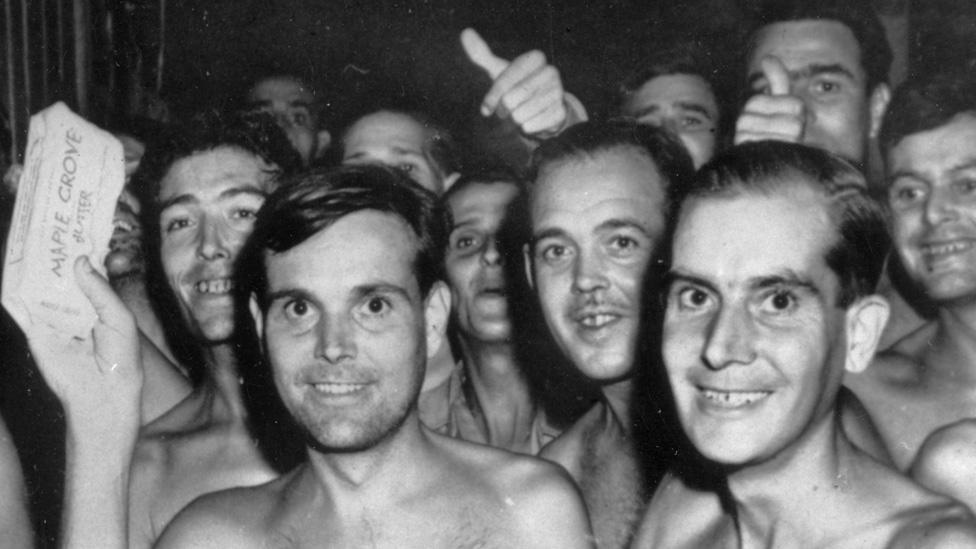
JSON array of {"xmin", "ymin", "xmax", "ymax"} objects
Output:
[
  {"xmin": 633, "ymin": 141, "xmax": 976, "ymax": 549},
  {"xmin": 524, "ymin": 120, "xmax": 694, "ymax": 548},
  {"xmin": 156, "ymin": 165, "xmax": 593, "ymax": 548}
]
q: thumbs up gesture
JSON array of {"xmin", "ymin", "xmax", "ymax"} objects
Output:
[
  {"xmin": 461, "ymin": 28, "xmax": 583, "ymax": 140},
  {"xmin": 734, "ymin": 56, "xmax": 806, "ymax": 146}
]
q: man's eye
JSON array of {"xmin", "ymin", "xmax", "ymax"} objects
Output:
[
  {"xmin": 681, "ymin": 116, "xmax": 704, "ymax": 129},
  {"xmin": 293, "ymin": 112, "xmax": 310, "ymax": 127},
  {"xmin": 812, "ymin": 80, "xmax": 841, "ymax": 95},
  {"xmin": 889, "ymin": 184, "xmax": 926, "ymax": 207},
  {"xmin": 164, "ymin": 218, "xmax": 191, "ymax": 233},
  {"xmin": 398, "ymin": 163, "xmax": 415, "ymax": 173},
  {"xmin": 284, "ymin": 299, "xmax": 312, "ymax": 320},
  {"xmin": 673, "ymin": 286, "xmax": 713, "ymax": 313},
  {"xmin": 233, "ymin": 208, "xmax": 258, "ymax": 220},
  {"xmin": 761, "ymin": 290, "xmax": 797, "ymax": 314},
  {"xmin": 610, "ymin": 235, "xmax": 639, "ymax": 251},
  {"xmin": 955, "ymin": 179, "xmax": 976, "ymax": 195},
  {"xmin": 540, "ymin": 244, "xmax": 571, "ymax": 263}
]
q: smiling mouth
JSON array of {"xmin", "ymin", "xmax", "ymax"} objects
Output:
[
  {"xmin": 922, "ymin": 240, "xmax": 974, "ymax": 259},
  {"xmin": 577, "ymin": 313, "xmax": 620, "ymax": 329},
  {"xmin": 113, "ymin": 218, "xmax": 136, "ymax": 233},
  {"xmin": 195, "ymin": 278, "xmax": 234, "ymax": 294},
  {"xmin": 700, "ymin": 388, "xmax": 772, "ymax": 407},
  {"xmin": 311, "ymin": 382, "xmax": 368, "ymax": 396}
]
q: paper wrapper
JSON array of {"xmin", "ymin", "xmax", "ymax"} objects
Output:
[{"xmin": 2, "ymin": 102, "xmax": 124, "ymax": 342}]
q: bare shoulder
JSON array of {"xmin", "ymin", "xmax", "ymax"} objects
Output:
[
  {"xmin": 430, "ymin": 432, "xmax": 594, "ymax": 548},
  {"xmin": 538, "ymin": 403, "xmax": 602, "ymax": 479},
  {"xmin": 910, "ymin": 419, "xmax": 976, "ymax": 512},
  {"xmin": 631, "ymin": 470, "xmax": 726, "ymax": 549},
  {"xmin": 887, "ymin": 501, "xmax": 976, "ymax": 549},
  {"xmin": 154, "ymin": 473, "xmax": 292, "ymax": 549}
]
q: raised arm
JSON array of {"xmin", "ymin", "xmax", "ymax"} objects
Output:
[{"xmin": 26, "ymin": 256, "xmax": 143, "ymax": 549}]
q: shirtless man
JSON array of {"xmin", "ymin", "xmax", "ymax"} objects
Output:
[
  {"xmin": 618, "ymin": 43, "xmax": 724, "ymax": 168},
  {"xmin": 125, "ymin": 111, "xmax": 302, "ymax": 547},
  {"xmin": 155, "ymin": 165, "xmax": 593, "ymax": 548},
  {"xmin": 245, "ymin": 74, "xmax": 331, "ymax": 166},
  {"xmin": 524, "ymin": 120, "xmax": 693, "ymax": 548},
  {"xmin": 633, "ymin": 140, "xmax": 976, "ymax": 549},
  {"xmin": 441, "ymin": 166, "xmax": 559, "ymax": 454},
  {"xmin": 845, "ymin": 73, "xmax": 976, "ymax": 504}
]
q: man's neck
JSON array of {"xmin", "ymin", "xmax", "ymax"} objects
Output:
[
  {"xmin": 458, "ymin": 336, "xmax": 536, "ymax": 445},
  {"xmin": 198, "ymin": 341, "xmax": 248, "ymax": 421},
  {"xmin": 726, "ymin": 413, "xmax": 848, "ymax": 547},
  {"xmin": 422, "ymin": 340, "xmax": 456, "ymax": 393},
  {"xmin": 306, "ymin": 415, "xmax": 431, "ymax": 497},
  {"xmin": 927, "ymin": 302, "xmax": 976, "ymax": 383},
  {"xmin": 601, "ymin": 376, "xmax": 634, "ymax": 435}
]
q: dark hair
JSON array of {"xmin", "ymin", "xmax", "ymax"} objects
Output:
[
  {"xmin": 746, "ymin": 0, "xmax": 892, "ymax": 93},
  {"xmin": 136, "ymin": 110, "xmax": 302, "ymax": 381},
  {"xmin": 678, "ymin": 141, "xmax": 889, "ymax": 307},
  {"xmin": 618, "ymin": 42, "xmax": 721, "ymax": 112},
  {"xmin": 244, "ymin": 74, "xmax": 326, "ymax": 130},
  {"xmin": 529, "ymin": 119, "xmax": 695, "ymax": 215},
  {"xmin": 240, "ymin": 164, "xmax": 449, "ymax": 307},
  {"xmin": 441, "ymin": 162, "xmax": 523, "ymax": 205},
  {"xmin": 879, "ymin": 70, "xmax": 976, "ymax": 156},
  {"xmin": 336, "ymin": 108, "xmax": 461, "ymax": 177}
]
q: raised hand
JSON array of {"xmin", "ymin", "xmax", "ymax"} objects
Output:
[
  {"xmin": 734, "ymin": 56, "xmax": 805, "ymax": 146},
  {"xmin": 462, "ymin": 28, "xmax": 581, "ymax": 139}
]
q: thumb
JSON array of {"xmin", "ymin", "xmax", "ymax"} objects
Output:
[
  {"xmin": 461, "ymin": 28, "xmax": 509, "ymax": 80},
  {"xmin": 74, "ymin": 255, "xmax": 129, "ymax": 326},
  {"xmin": 761, "ymin": 56, "xmax": 791, "ymax": 96}
]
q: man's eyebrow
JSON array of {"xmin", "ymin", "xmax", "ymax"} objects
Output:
[
  {"xmin": 596, "ymin": 218, "xmax": 652, "ymax": 236},
  {"xmin": 630, "ymin": 104, "xmax": 660, "ymax": 120},
  {"xmin": 885, "ymin": 169, "xmax": 925, "ymax": 187},
  {"xmin": 530, "ymin": 227, "xmax": 569, "ymax": 247},
  {"xmin": 674, "ymin": 101, "xmax": 715, "ymax": 120},
  {"xmin": 747, "ymin": 63, "xmax": 857, "ymax": 90},
  {"xmin": 948, "ymin": 159, "xmax": 976, "ymax": 175},
  {"xmin": 663, "ymin": 270, "xmax": 716, "ymax": 293},
  {"xmin": 751, "ymin": 271, "xmax": 820, "ymax": 296},
  {"xmin": 158, "ymin": 186, "xmax": 267, "ymax": 212},
  {"xmin": 353, "ymin": 283, "xmax": 413, "ymax": 302}
]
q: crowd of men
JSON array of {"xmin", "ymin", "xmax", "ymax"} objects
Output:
[{"xmin": 4, "ymin": 0, "xmax": 976, "ymax": 547}]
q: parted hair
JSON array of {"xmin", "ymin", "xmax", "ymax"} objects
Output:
[
  {"xmin": 879, "ymin": 70, "xmax": 976, "ymax": 156},
  {"xmin": 676, "ymin": 140, "xmax": 889, "ymax": 308}
]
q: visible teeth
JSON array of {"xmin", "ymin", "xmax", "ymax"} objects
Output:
[
  {"xmin": 924, "ymin": 241, "xmax": 973, "ymax": 257},
  {"xmin": 580, "ymin": 314, "xmax": 615, "ymax": 328},
  {"xmin": 195, "ymin": 278, "xmax": 233, "ymax": 294},
  {"xmin": 113, "ymin": 219, "xmax": 134, "ymax": 232},
  {"xmin": 701, "ymin": 389, "xmax": 770, "ymax": 407},
  {"xmin": 312, "ymin": 382, "xmax": 365, "ymax": 395}
]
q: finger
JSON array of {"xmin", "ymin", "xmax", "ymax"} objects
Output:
[
  {"xmin": 520, "ymin": 102, "xmax": 568, "ymax": 137},
  {"xmin": 762, "ymin": 56, "xmax": 790, "ymax": 96},
  {"xmin": 481, "ymin": 49, "xmax": 547, "ymax": 117},
  {"xmin": 500, "ymin": 65, "xmax": 560, "ymax": 119},
  {"xmin": 734, "ymin": 116, "xmax": 804, "ymax": 145},
  {"xmin": 461, "ymin": 28, "xmax": 509, "ymax": 80},
  {"xmin": 74, "ymin": 256, "xmax": 132, "ymax": 328},
  {"xmin": 512, "ymin": 87, "xmax": 565, "ymax": 130},
  {"xmin": 740, "ymin": 94, "xmax": 804, "ymax": 117}
]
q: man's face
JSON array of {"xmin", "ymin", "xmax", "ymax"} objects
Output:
[
  {"xmin": 664, "ymin": 186, "xmax": 847, "ymax": 465},
  {"xmin": 158, "ymin": 146, "xmax": 276, "ymax": 344},
  {"xmin": 886, "ymin": 113, "xmax": 976, "ymax": 304},
  {"xmin": 342, "ymin": 111, "xmax": 445, "ymax": 194},
  {"xmin": 247, "ymin": 77, "xmax": 319, "ymax": 164},
  {"xmin": 621, "ymin": 73, "xmax": 720, "ymax": 168},
  {"xmin": 260, "ymin": 210, "xmax": 431, "ymax": 451},
  {"xmin": 527, "ymin": 147, "xmax": 667, "ymax": 382},
  {"xmin": 106, "ymin": 188, "xmax": 144, "ymax": 280},
  {"xmin": 748, "ymin": 20, "xmax": 882, "ymax": 164},
  {"xmin": 445, "ymin": 181, "xmax": 521, "ymax": 344}
]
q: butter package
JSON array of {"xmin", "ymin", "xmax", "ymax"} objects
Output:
[{"xmin": 2, "ymin": 102, "xmax": 124, "ymax": 342}]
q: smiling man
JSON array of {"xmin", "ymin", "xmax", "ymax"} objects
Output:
[
  {"xmin": 155, "ymin": 165, "xmax": 592, "ymax": 548},
  {"xmin": 844, "ymin": 72, "xmax": 976, "ymax": 509},
  {"xmin": 524, "ymin": 120, "xmax": 693, "ymax": 548},
  {"xmin": 124, "ymin": 111, "xmax": 302, "ymax": 548},
  {"xmin": 632, "ymin": 141, "xmax": 976, "ymax": 549}
]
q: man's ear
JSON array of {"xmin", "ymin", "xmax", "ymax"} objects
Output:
[
  {"xmin": 523, "ymin": 243, "xmax": 535, "ymax": 290},
  {"xmin": 442, "ymin": 172, "xmax": 462, "ymax": 193},
  {"xmin": 868, "ymin": 83, "xmax": 891, "ymax": 139},
  {"xmin": 314, "ymin": 130, "xmax": 332, "ymax": 160},
  {"xmin": 844, "ymin": 294, "xmax": 890, "ymax": 374},
  {"xmin": 424, "ymin": 281, "xmax": 452, "ymax": 359},
  {"xmin": 248, "ymin": 293, "xmax": 265, "ymax": 352}
]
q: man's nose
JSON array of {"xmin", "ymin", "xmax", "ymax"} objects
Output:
[
  {"xmin": 702, "ymin": 304, "xmax": 757, "ymax": 370},
  {"xmin": 481, "ymin": 238, "xmax": 503, "ymax": 266},
  {"xmin": 316, "ymin": 313, "xmax": 356, "ymax": 364},
  {"xmin": 196, "ymin": 217, "xmax": 231, "ymax": 260},
  {"xmin": 571, "ymin": 250, "xmax": 609, "ymax": 294},
  {"xmin": 924, "ymin": 186, "xmax": 959, "ymax": 227}
]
